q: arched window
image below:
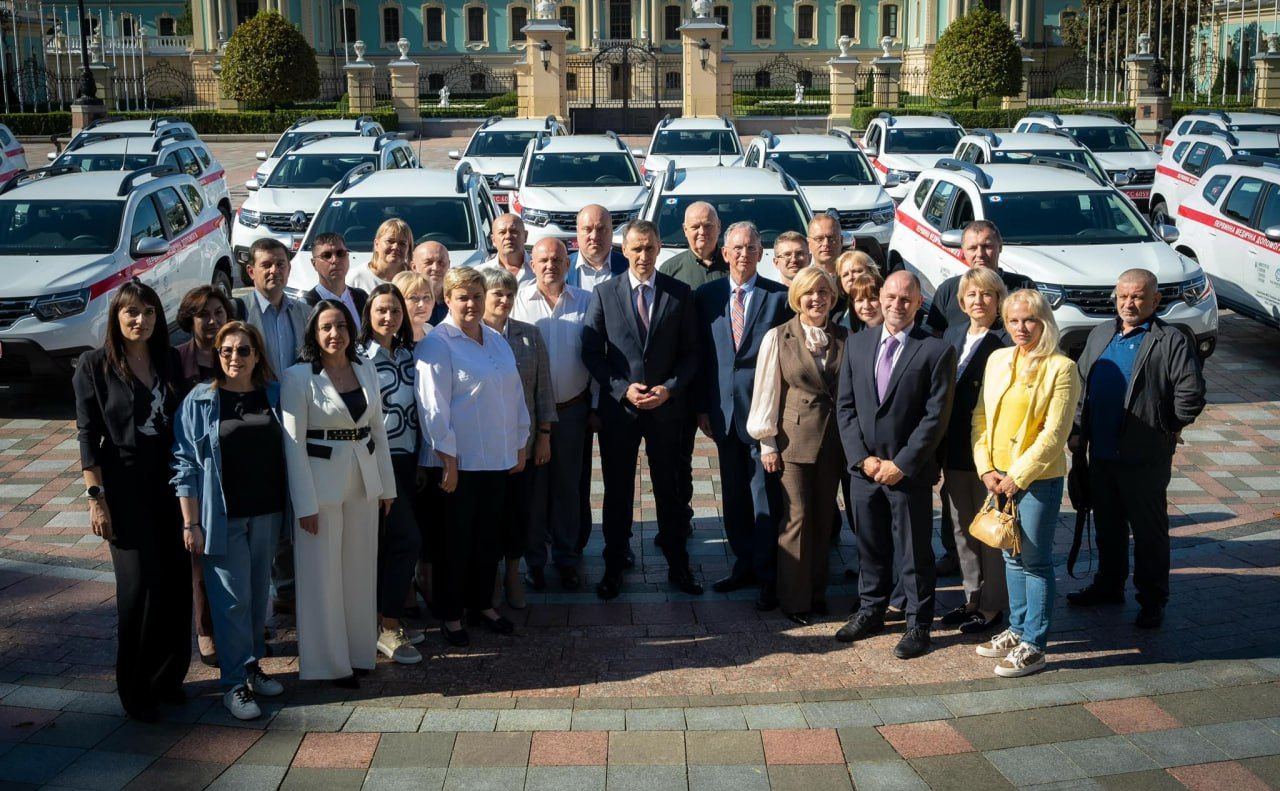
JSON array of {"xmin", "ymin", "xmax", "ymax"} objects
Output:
[{"xmin": 157, "ymin": 15, "xmax": 177, "ymax": 36}]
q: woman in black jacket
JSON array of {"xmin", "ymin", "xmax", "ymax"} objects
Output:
[{"xmin": 73, "ymin": 280, "xmax": 190, "ymax": 722}]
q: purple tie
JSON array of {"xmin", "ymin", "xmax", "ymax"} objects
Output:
[{"xmin": 876, "ymin": 335, "xmax": 899, "ymax": 403}]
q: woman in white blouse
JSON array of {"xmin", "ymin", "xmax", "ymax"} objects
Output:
[
  {"xmin": 415, "ymin": 267, "xmax": 530, "ymax": 647},
  {"xmin": 747, "ymin": 268, "xmax": 848, "ymax": 624},
  {"xmin": 348, "ymin": 219, "xmax": 413, "ymax": 293}
]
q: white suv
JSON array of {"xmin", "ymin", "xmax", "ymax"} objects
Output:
[
  {"xmin": 1172, "ymin": 154, "xmax": 1280, "ymax": 330},
  {"xmin": 253, "ymin": 115, "xmax": 386, "ymax": 184},
  {"xmin": 0, "ymin": 124, "xmax": 27, "ymax": 170},
  {"xmin": 56, "ymin": 117, "xmax": 199, "ymax": 159},
  {"xmin": 641, "ymin": 163, "xmax": 819, "ymax": 282},
  {"xmin": 232, "ymin": 133, "xmax": 418, "ymax": 282},
  {"xmin": 448, "ymin": 115, "xmax": 566, "ymax": 209},
  {"xmin": 857, "ymin": 112, "xmax": 966, "ymax": 201},
  {"xmin": 889, "ymin": 158, "xmax": 1218, "ymax": 357},
  {"xmin": 951, "ymin": 129, "xmax": 1110, "ymax": 184},
  {"xmin": 1150, "ymin": 129, "xmax": 1280, "ymax": 227},
  {"xmin": 1163, "ymin": 109, "xmax": 1280, "ymax": 151},
  {"xmin": 0, "ymin": 164, "xmax": 234, "ymax": 379},
  {"xmin": 501, "ymin": 132, "xmax": 648, "ymax": 249},
  {"xmin": 642, "ymin": 115, "xmax": 744, "ymax": 175},
  {"xmin": 742, "ymin": 130, "xmax": 894, "ymax": 264},
  {"xmin": 287, "ymin": 164, "xmax": 502, "ymax": 298},
  {"xmin": 1012, "ymin": 112, "xmax": 1160, "ymax": 210}
]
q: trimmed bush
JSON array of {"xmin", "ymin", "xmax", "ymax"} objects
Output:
[
  {"xmin": 929, "ymin": 7, "xmax": 1023, "ymax": 109},
  {"xmin": 220, "ymin": 11, "xmax": 320, "ymax": 107}
]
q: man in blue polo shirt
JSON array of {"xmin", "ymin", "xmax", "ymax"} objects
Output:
[{"xmin": 1068, "ymin": 269, "xmax": 1206, "ymax": 629}]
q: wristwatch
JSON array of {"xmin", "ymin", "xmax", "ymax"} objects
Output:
[{"xmin": 85, "ymin": 485, "xmax": 104, "ymax": 500}]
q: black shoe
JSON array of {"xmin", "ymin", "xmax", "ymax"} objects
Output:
[
  {"xmin": 597, "ymin": 571, "xmax": 623, "ymax": 600},
  {"xmin": 934, "ymin": 553, "xmax": 960, "ymax": 577},
  {"xmin": 332, "ymin": 675, "xmax": 359, "ymax": 690},
  {"xmin": 156, "ymin": 686, "xmax": 186, "ymax": 705},
  {"xmin": 558, "ymin": 566, "xmax": 581, "ymax": 590},
  {"xmin": 939, "ymin": 605, "xmax": 974, "ymax": 627},
  {"xmin": 468, "ymin": 612, "xmax": 516, "ymax": 635},
  {"xmin": 125, "ymin": 705, "xmax": 158, "ymax": 723},
  {"xmin": 894, "ymin": 627, "xmax": 932, "ymax": 659},
  {"xmin": 959, "ymin": 611, "xmax": 1005, "ymax": 635},
  {"xmin": 623, "ymin": 549, "xmax": 636, "ymax": 570},
  {"xmin": 755, "ymin": 582, "xmax": 778, "ymax": 612},
  {"xmin": 441, "ymin": 624, "xmax": 470, "ymax": 647},
  {"xmin": 1066, "ymin": 584, "xmax": 1125, "ymax": 607},
  {"xmin": 668, "ymin": 567, "xmax": 704, "ymax": 596},
  {"xmin": 884, "ymin": 607, "xmax": 906, "ymax": 624},
  {"xmin": 835, "ymin": 612, "xmax": 884, "ymax": 643},
  {"xmin": 524, "ymin": 566, "xmax": 547, "ymax": 591},
  {"xmin": 784, "ymin": 611, "xmax": 812, "ymax": 626},
  {"xmin": 712, "ymin": 572, "xmax": 757, "ymax": 593},
  {"xmin": 843, "ymin": 568, "xmax": 857, "ymax": 581},
  {"xmin": 811, "ymin": 600, "xmax": 829, "ymax": 616},
  {"xmin": 200, "ymin": 652, "xmax": 218, "ymax": 668},
  {"xmin": 353, "ymin": 668, "xmax": 371, "ymax": 678},
  {"xmin": 1135, "ymin": 605, "xmax": 1165, "ymax": 629}
]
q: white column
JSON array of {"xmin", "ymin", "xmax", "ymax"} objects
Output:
[
  {"xmin": 639, "ymin": 0, "xmax": 647, "ymax": 40},
  {"xmin": 592, "ymin": 0, "xmax": 600, "ymax": 43}
]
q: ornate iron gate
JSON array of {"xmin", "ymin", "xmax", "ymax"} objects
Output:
[{"xmin": 567, "ymin": 40, "xmax": 680, "ymax": 134}]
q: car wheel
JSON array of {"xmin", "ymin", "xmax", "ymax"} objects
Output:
[
  {"xmin": 1150, "ymin": 200, "xmax": 1170, "ymax": 228},
  {"xmin": 212, "ymin": 266, "xmax": 233, "ymax": 300}
]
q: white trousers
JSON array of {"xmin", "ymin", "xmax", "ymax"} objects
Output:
[{"xmin": 294, "ymin": 459, "xmax": 378, "ymax": 681}]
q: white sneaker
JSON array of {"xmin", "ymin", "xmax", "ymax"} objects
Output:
[
  {"xmin": 224, "ymin": 684, "xmax": 261, "ymax": 720},
  {"xmin": 378, "ymin": 627, "xmax": 423, "ymax": 664},
  {"xmin": 976, "ymin": 628, "xmax": 1022, "ymax": 658},
  {"xmin": 994, "ymin": 642, "xmax": 1047, "ymax": 678},
  {"xmin": 247, "ymin": 661, "xmax": 283, "ymax": 697}
]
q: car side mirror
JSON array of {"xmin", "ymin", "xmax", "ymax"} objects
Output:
[
  {"xmin": 447, "ymin": 150, "xmax": 461, "ymax": 160},
  {"xmin": 631, "ymin": 148, "xmax": 646, "ymax": 158},
  {"xmin": 1266, "ymin": 226, "xmax": 1280, "ymax": 243},
  {"xmin": 255, "ymin": 151, "xmax": 268, "ymax": 161},
  {"xmin": 1113, "ymin": 168, "xmax": 1136, "ymax": 187},
  {"xmin": 840, "ymin": 230, "xmax": 856, "ymax": 248},
  {"xmin": 497, "ymin": 176, "xmax": 517, "ymax": 190},
  {"xmin": 47, "ymin": 151, "xmax": 57, "ymax": 161},
  {"xmin": 864, "ymin": 144, "xmax": 879, "ymax": 158},
  {"xmin": 1157, "ymin": 223, "xmax": 1180, "ymax": 244},
  {"xmin": 883, "ymin": 173, "xmax": 901, "ymax": 188},
  {"xmin": 245, "ymin": 179, "xmax": 259, "ymax": 191},
  {"xmin": 940, "ymin": 229, "xmax": 965, "ymax": 249},
  {"xmin": 133, "ymin": 236, "xmax": 170, "ymax": 259}
]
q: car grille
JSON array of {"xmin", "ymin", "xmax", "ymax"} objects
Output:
[
  {"xmin": 1064, "ymin": 283, "xmax": 1182, "ymax": 317},
  {"xmin": 0, "ymin": 297, "xmax": 33, "ymax": 329},
  {"xmin": 542, "ymin": 210, "xmax": 634, "ymax": 231},
  {"xmin": 837, "ymin": 209, "xmax": 876, "ymax": 230},
  {"xmin": 260, "ymin": 212, "xmax": 314, "ymax": 233}
]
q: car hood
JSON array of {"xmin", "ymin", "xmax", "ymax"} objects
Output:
[
  {"xmin": 645, "ymin": 154, "xmax": 744, "ymax": 171},
  {"xmin": 463, "ymin": 156, "xmax": 523, "ymax": 178},
  {"xmin": 1092, "ymin": 151, "xmax": 1160, "ymax": 170},
  {"xmin": 249, "ymin": 187, "xmax": 332, "ymax": 214},
  {"xmin": 0, "ymin": 254, "xmax": 117, "ymax": 297},
  {"xmin": 287, "ymin": 248, "xmax": 488, "ymax": 294},
  {"xmin": 1000, "ymin": 241, "xmax": 1196, "ymax": 285},
  {"xmin": 877, "ymin": 153, "xmax": 946, "ymax": 173},
  {"xmin": 800, "ymin": 184, "xmax": 892, "ymax": 213},
  {"xmin": 519, "ymin": 185, "xmax": 648, "ymax": 212}
]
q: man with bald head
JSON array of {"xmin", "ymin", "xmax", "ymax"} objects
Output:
[
  {"xmin": 481, "ymin": 213, "xmax": 534, "ymax": 286},
  {"xmin": 835, "ymin": 270, "xmax": 956, "ymax": 660},
  {"xmin": 411, "ymin": 240, "xmax": 451, "ymax": 324},
  {"xmin": 569, "ymin": 204, "xmax": 628, "ymax": 291},
  {"xmin": 663, "ymin": 201, "xmax": 728, "ymax": 289},
  {"xmin": 1068, "ymin": 268, "xmax": 1206, "ymax": 629},
  {"xmin": 514, "ymin": 238, "xmax": 594, "ymax": 591}
]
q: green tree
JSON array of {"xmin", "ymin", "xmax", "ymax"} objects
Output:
[
  {"xmin": 176, "ymin": 1, "xmax": 193, "ymax": 36},
  {"xmin": 220, "ymin": 11, "xmax": 320, "ymax": 108},
  {"xmin": 929, "ymin": 7, "xmax": 1023, "ymax": 109}
]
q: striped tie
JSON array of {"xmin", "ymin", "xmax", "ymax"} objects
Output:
[{"xmin": 731, "ymin": 287, "xmax": 746, "ymax": 351}]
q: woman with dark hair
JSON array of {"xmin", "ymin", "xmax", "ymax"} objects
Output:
[
  {"xmin": 356, "ymin": 284, "xmax": 424, "ymax": 665},
  {"xmin": 172, "ymin": 322, "xmax": 286, "ymax": 720},
  {"xmin": 73, "ymin": 280, "xmax": 189, "ymax": 722},
  {"xmin": 836, "ymin": 270, "xmax": 885, "ymax": 334},
  {"xmin": 281, "ymin": 300, "xmax": 396, "ymax": 688}
]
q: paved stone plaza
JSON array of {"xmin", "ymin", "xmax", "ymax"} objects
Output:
[{"xmin": 1, "ymin": 140, "xmax": 1279, "ymax": 789}]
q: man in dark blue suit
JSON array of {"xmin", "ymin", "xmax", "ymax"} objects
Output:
[
  {"xmin": 835, "ymin": 271, "xmax": 956, "ymax": 660},
  {"xmin": 582, "ymin": 220, "xmax": 704, "ymax": 600},
  {"xmin": 694, "ymin": 221, "xmax": 791, "ymax": 609}
]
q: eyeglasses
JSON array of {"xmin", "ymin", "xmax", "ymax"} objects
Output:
[
  {"xmin": 218, "ymin": 345, "xmax": 254, "ymax": 359},
  {"xmin": 405, "ymin": 294, "xmax": 433, "ymax": 304},
  {"xmin": 808, "ymin": 234, "xmax": 840, "ymax": 244},
  {"xmin": 315, "ymin": 249, "xmax": 349, "ymax": 260}
]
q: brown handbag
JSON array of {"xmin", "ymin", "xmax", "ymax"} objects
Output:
[{"xmin": 969, "ymin": 493, "xmax": 1021, "ymax": 555}]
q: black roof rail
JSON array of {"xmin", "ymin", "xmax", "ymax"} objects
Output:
[
  {"xmin": 1043, "ymin": 128, "xmax": 1080, "ymax": 144},
  {"xmin": 1081, "ymin": 111, "xmax": 1121, "ymax": 121},
  {"xmin": 288, "ymin": 132, "xmax": 332, "ymax": 153},
  {"xmin": 604, "ymin": 130, "xmax": 626, "ymax": 151},
  {"xmin": 1026, "ymin": 111, "xmax": 1063, "ymax": 125},
  {"xmin": 84, "ymin": 117, "xmax": 113, "ymax": 131},
  {"xmin": 877, "ymin": 111, "xmax": 897, "ymax": 126},
  {"xmin": 1025, "ymin": 156, "xmax": 1107, "ymax": 185},
  {"xmin": 152, "ymin": 132, "xmax": 195, "ymax": 150},
  {"xmin": 1183, "ymin": 109, "xmax": 1231, "ymax": 122},
  {"xmin": 66, "ymin": 132, "xmax": 125, "ymax": 152},
  {"xmin": 118, "ymin": 164, "xmax": 179, "ymax": 196},
  {"xmin": 150, "ymin": 116, "xmax": 184, "ymax": 130},
  {"xmin": 1225, "ymin": 153, "xmax": 1280, "ymax": 170},
  {"xmin": 935, "ymin": 158, "xmax": 993, "ymax": 188},
  {"xmin": 1251, "ymin": 109, "xmax": 1280, "ymax": 117},
  {"xmin": 455, "ymin": 161, "xmax": 476, "ymax": 194},
  {"xmin": 968, "ymin": 128, "xmax": 1001, "ymax": 146},
  {"xmin": 480, "ymin": 115, "xmax": 503, "ymax": 129},
  {"xmin": 763, "ymin": 159, "xmax": 799, "ymax": 192},
  {"xmin": 0, "ymin": 164, "xmax": 82, "ymax": 196},
  {"xmin": 354, "ymin": 115, "xmax": 375, "ymax": 130},
  {"xmin": 931, "ymin": 112, "xmax": 957, "ymax": 125},
  {"xmin": 1187, "ymin": 125, "xmax": 1239, "ymax": 146},
  {"xmin": 335, "ymin": 161, "xmax": 377, "ymax": 194},
  {"xmin": 663, "ymin": 160, "xmax": 680, "ymax": 191},
  {"xmin": 828, "ymin": 128, "xmax": 857, "ymax": 149},
  {"xmin": 758, "ymin": 129, "xmax": 778, "ymax": 149},
  {"xmin": 543, "ymin": 114, "xmax": 558, "ymax": 130},
  {"xmin": 721, "ymin": 114, "xmax": 733, "ymax": 129},
  {"xmin": 154, "ymin": 125, "xmax": 190, "ymax": 140},
  {"xmin": 288, "ymin": 115, "xmax": 319, "ymax": 130},
  {"xmin": 373, "ymin": 131, "xmax": 404, "ymax": 151},
  {"xmin": 534, "ymin": 129, "xmax": 553, "ymax": 150},
  {"xmin": 659, "ymin": 114, "xmax": 674, "ymax": 129}
]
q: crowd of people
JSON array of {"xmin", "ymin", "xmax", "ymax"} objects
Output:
[{"xmin": 73, "ymin": 203, "xmax": 1207, "ymax": 724}]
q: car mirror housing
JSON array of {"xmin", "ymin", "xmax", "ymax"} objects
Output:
[{"xmin": 940, "ymin": 229, "xmax": 965, "ymax": 248}]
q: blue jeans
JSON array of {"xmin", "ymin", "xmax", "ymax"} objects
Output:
[
  {"xmin": 203, "ymin": 512, "xmax": 282, "ymax": 688},
  {"xmin": 1003, "ymin": 477, "xmax": 1063, "ymax": 651}
]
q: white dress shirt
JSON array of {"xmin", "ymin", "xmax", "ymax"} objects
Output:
[
  {"xmin": 627, "ymin": 270, "xmax": 656, "ymax": 323},
  {"xmin": 314, "ymin": 282, "xmax": 362, "ymax": 333},
  {"xmin": 877, "ymin": 322, "xmax": 912, "ymax": 380},
  {"xmin": 481, "ymin": 255, "xmax": 535, "ymax": 287},
  {"xmin": 513, "ymin": 281, "xmax": 592, "ymax": 404},
  {"xmin": 957, "ymin": 327, "xmax": 990, "ymax": 378},
  {"xmin": 413, "ymin": 315, "xmax": 530, "ymax": 471}
]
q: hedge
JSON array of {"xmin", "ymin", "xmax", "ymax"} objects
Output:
[{"xmin": 0, "ymin": 109, "xmax": 399, "ymax": 137}]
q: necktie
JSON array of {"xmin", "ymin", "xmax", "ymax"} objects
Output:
[
  {"xmin": 731, "ymin": 287, "xmax": 746, "ymax": 351},
  {"xmin": 635, "ymin": 284, "xmax": 650, "ymax": 343},
  {"xmin": 876, "ymin": 335, "xmax": 900, "ymax": 403}
]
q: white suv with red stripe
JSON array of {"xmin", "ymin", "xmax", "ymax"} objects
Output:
[
  {"xmin": 0, "ymin": 165, "xmax": 234, "ymax": 379},
  {"xmin": 1012, "ymin": 112, "xmax": 1160, "ymax": 211},
  {"xmin": 1150, "ymin": 129, "xmax": 1280, "ymax": 227},
  {"xmin": 1173, "ymin": 154, "xmax": 1280, "ymax": 329},
  {"xmin": 1162, "ymin": 110, "xmax": 1280, "ymax": 151},
  {"xmin": 889, "ymin": 158, "xmax": 1218, "ymax": 357},
  {"xmin": 858, "ymin": 113, "xmax": 965, "ymax": 202},
  {"xmin": 0, "ymin": 124, "xmax": 27, "ymax": 170}
]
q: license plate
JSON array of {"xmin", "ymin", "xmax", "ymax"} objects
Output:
[
  {"xmin": 494, "ymin": 193, "xmax": 509, "ymax": 205},
  {"xmin": 1126, "ymin": 189, "xmax": 1151, "ymax": 200}
]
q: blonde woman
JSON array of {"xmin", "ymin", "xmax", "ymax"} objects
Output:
[
  {"xmin": 834, "ymin": 250, "xmax": 881, "ymax": 329},
  {"xmin": 392, "ymin": 270, "xmax": 436, "ymax": 342},
  {"xmin": 971, "ymin": 288, "xmax": 1080, "ymax": 678},
  {"xmin": 349, "ymin": 219, "xmax": 414, "ymax": 292}
]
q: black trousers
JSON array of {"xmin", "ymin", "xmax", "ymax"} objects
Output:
[
  {"xmin": 599, "ymin": 413, "xmax": 691, "ymax": 574},
  {"xmin": 501, "ymin": 464, "xmax": 535, "ymax": 561},
  {"xmin": 1090, "ymin": 458, "xmax": 1173, "ymax": 607},
  {"xmin": 417, "ymin": 467, "xmax": 444, "ymax": 564},
  {"xmin": 677, "ymin": 416, "xmax": 698, "ymax": 528},
  {"xmin": 716, "ymin": 431, "xmax": 782, "ymax": 582},
  {"xmin": 576, "ymin": 425, "xmax": 598, "ymax": 552},
  {"xmin": 433, "ymin": 470, "xmax": 507, "ymax": 621},
  {"xmin": 849, "ymin": 476, "xmax": 937, "ymax": 629},
  {"xmin": 377, "ymin": 454, "xmax": 422, "ymax": 619}
]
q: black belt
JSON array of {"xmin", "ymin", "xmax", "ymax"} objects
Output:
[
  {"xmin": 306, "ymin": 427, "xmax": 370, "ymax": 441},
  {"xmin": 557, "ymin": 389, "xmax": 591, "ymax": 410}
]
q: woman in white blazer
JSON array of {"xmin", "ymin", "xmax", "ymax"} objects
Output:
[{"xmin": 281, "ymin": 300, "xmax": 396, "ymax": 688}]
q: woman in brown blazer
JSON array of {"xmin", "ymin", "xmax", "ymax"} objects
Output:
[{"xmin": 747, "ymin": 267, "xmax": 848, "ymax": 624}]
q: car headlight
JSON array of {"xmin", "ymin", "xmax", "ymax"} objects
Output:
[
  {"xmin": 520, "ymin": 208, "xmax": 551, "ymax": 227},
  {"xmin": 238, "ymin": 208, "xmax": 260, "ymax": 228},
  {"xmin": 888, "ymin": 169, "xmax": 917, "ymax": 183},
  {"xmin": 1034, "ymin": 282, "xmax": 1066, "ymax": 309},
  {"xmin": 1179, "ymin": 271, "xmax": 1213, "ymax": 304},
  {"xmin": 32, "ymin": 288, "xmax": 90, "ymax": 321},
  {"xmin": 870, "ymin": 203, "xmax": 896, "ymax": 225}
]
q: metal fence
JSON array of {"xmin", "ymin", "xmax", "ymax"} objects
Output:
[
  {"xmin": 731, "ymin": 54, "xmax": 833, "ymax": 116},
  {"xmin": 418, "ymin": 56, "xmax": 515, "ymax": 109}
]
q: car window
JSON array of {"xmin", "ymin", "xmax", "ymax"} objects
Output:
[
  {"xmin": 265, "ymin": 154, "xmax": 379, "ymax": 189},
  {"xmin": 1202, "ymin": 146, "xmax": 1228, "ymax": 174},
  {"xmin": 0, "ymin": 128, "xmax": 12, "ymax": 146},
  {"xmin": 0, "ymin": 199, "xmax": 123, "ymax": 254},
  {"xmin": 172, "ymin": 147, "xmax": 202, "ymax": 177},
  {"xmin": 131, "ymin": 195, "xmax": 166, "ymax": 247},
  {"xmin": 1222, "ymin": 177, "xmax": 1266, "ymax": 226},
  {"xmin": 922, "ymin": 181, "xmax": 957, "ymax": 227},
  {"xmin": 1201, "ymin": 174, "xmax": 1231, "ymax": 204},
  {"xmin": 1182, "ymin": 143, "xmax": 1212, "ymax": 176},
  {"xmin": 394, "ymin": 148, "xmax": 412, "ymax": 168},
  {"xmin": 866, "ymin": 125, "xmax": 881, "ymax": 148},
  {"xmin": 744, "ymin": 146, "xmax": 760, "ymax": 167},
  {"xmin": 649, "ymin": 129, "xmax": 741, "ymax": 156},
  {"xmin": 464, "ymin": 130, "xmax": 539, "ymax": 157},
  {"xmin": 476, "ymin": 190, "xmax": 496, "ymax": 244},
  {"xmin": 946, "ymin": 189, "xmax": 975, "ymax": 230},
  {"xmin": 155, "ymin": 187, "xmax": 192, "ymax": 236},
  {"xmin": 180, "ymin": 184, "xmax": 205, "ymax": 215},
  {"xmin": 981, "ymin": 190, "xmax": 1152, "ymax": 245},
  {"xmin": 885, "ymin": 127, "xmax": 963, "ymax": 154},
  {"xmin": 195, "ymin": 146, "xmax": 213, "ymax": 168},
  {"xmin": 526, "ymin": 152, "xmax": 641, "ymax": 187},
  {"xmin": 1171, "ymin": 141, "xmax": 1191, "ymax": 163},
  {"xmin": 1257, "ymin": 184, "xmax": 1280, "ymax": 232},
  {"xmin": 913, "ymin": 178, "xmax": 933, "ymax": 209},
  {"xmin": 1062, "ymin": 125, "xmax": 1148, "ymax": 153},
  {"xmin": 1176, "ymin": 119, "xmax": 1194, "ymax": 135},
  {"xmin": 305, "ymin": 196, "xmax": 476, "ymax": 250},
  {"xmin": 765, "ymin": 151, "xmax": 876, "ymax": 185},
  {"xmin": 60, "ymin": 152, "xmax": 156, "ymax": 171}
]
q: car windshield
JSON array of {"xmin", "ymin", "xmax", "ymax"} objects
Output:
[
  {"xmin": 526, "ymin": 152, "xmax": 641, "ymax": 187},
  {"xmin": 655, "ymin": 195, "xmax": 809, "ymax": 247},
  {"xmin": 650, "ymin": 129, "xmax": 742, "ymax": 156},
  {"xmin": 270, "ymin": 130, "xmax": 360, "ymax": 158},
  {"xmin": 1231, "ymin": 123, "xmax": 1280, "ymax": 133},
  {"xmin": 1237, "ymin": 148, "xmax": 1280, "ymax": 158},
  {"xmin": 59, "ymin": 153, "xmax": 157, "ymax": 172},
  {"xmin": 265, "ymin": 154, "xmax": 378, "ymax": 189},
  {"xmin": 0, "ymin": 199, "xmax": 123, "ymax": 254},
  {"xmin": 306, "ymin": 197, "xmax": 475, "ymax": 250},
  {"xmin": 765, "ymin": 151, "xmax": 876, "ymax": 185},
  {"xmin": 885, "ymin": 127, "xmax": 963, "ymax": 154},
  {"xmin": 1062, "ymin": 125, "xmax": 1148, "ymax": 152},
  {"xmin": 990, "ymin": 149, "xmax": 1107, "ymax": 181},
  {"xmin": 981, "ymin": 191, "xmax": 1153, "ymax": 245},
  {"xmin": 465, "ymin": 131, "xmax": 539, "ymax": 157}
]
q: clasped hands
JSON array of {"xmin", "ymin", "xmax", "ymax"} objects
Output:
[
  {"xmin": 626, "ymin": 382, "xmax": 670, "ymax": 410},
  {"xmin": 981, "ymin": 470, "xmax": 1021, "ymax": 497},
  {"xmin": 859, "ymin": 456, "xmax": 905, "ymax": 486}
]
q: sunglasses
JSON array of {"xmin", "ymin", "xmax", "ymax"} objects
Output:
[
  {"xmin": 218, "ymin": 345, "xmax": 255, "ymax": 359},
  {"xmin": 315, "ymin": 249, "xmax": 350, "ymax": 260}
]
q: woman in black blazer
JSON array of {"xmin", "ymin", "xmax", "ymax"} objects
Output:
[
  {"xmin": 73, "ymin": 280, "xmax": 190, "ymax": 722},
  {"xmin": 938, "ymin": 267, "xmax": 1011, "ymax": 635}
]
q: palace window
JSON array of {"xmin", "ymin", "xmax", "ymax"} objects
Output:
[
  {"xmin": 235, "ymin": 0, "xmax": 256, "ymax": 26},
  {"xmin": 510, "ymin": 4, "xmax": 529, "ymax": 44},
  {"xmin": 753, "ymin": 3, "xmax": 772, "ymax": 41},
  {"xmin": 881, "ymin": 4, "xmax": 898, "ymax": 38},
  {"xmin": 560, "ymin": 5, "xmax": 576, "ymax": 37},
  {"xmin": 713, "ymin": 4, "xmax": 729, "ymax": 39},
  {"xmin": 382, "ymin": 6, "xmax": 401, "ymax": 46},
  {"xmin": 466, "ymin": 6, "xmax": 486, "ymax": 43},
  {"xmin": 609, "ymin": 0, "xmax": 632, "ymax": 39},
  {"xmin": 664, "ymin": 4, "xmax": 681, "ymax": 40},
  {"xmin": 795, "ymin": 4, "xmax": 814, "ymax": 41},
  {"xmin": 838, "ymin": 3, "xmax": 856, "ymax": 38},
  {"xmin": 338, "ymin": 6, "xmax": 358, "ymax": 42},
  {"xmin": 424, "ymin": 6, "xmax": 444, "ymax": 42},
  {"xmin": 158, "ymin": 15, "xmax": 176, "ymax": 36}
]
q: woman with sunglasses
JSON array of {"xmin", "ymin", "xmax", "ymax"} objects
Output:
[{"xmin": 172, "ymin": 322, "xmax": 287, "ymax": 720}]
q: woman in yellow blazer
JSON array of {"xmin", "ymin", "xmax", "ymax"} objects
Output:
[{"xmin": 970, "ymin": 289, "xmax": 1080, "ymax": 679}]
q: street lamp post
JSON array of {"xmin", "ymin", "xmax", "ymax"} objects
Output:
[{"xmin": 75, "ymin": 0, "xmax": 100, "ymax": 104}]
